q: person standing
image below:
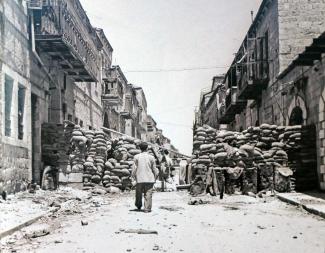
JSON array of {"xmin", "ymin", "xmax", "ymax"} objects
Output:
[
  {"xmin": 179, "ymin": 158, "xmax": 188, "ymax": 185},
  {"xmin": 132, "ymin": 142, "xmax": 159, "ymax": 213}
]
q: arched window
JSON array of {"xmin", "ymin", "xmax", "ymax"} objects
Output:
[{"xmin": 289, "ymin": 106, "xmax": 304, "ymax": 126}]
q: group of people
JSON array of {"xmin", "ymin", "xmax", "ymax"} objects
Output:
[{"xmin": 131, "ymin": 142, "xmax": 189, "ymax": 213}]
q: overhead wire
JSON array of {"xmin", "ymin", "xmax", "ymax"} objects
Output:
[{"xmin": 124, "ymin": 65, "xmax": 229, "ymax": 73}]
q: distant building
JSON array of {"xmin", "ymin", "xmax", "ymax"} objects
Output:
[{"xmin": 133, "ymin": 86, "xmax": 148, "ymax": 141}]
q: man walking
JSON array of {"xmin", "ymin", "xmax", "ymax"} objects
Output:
[{"xmin": 132, "ymin": 142, "xmax": 159, "ymax": 213}]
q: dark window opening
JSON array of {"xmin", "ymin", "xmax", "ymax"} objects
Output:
[
  {"xmin": 104, "ymin": 113, "xmax": 110, "ymax": 128},
  {"xmin": 5, "ymin": 74, "xmax": 14, "ymax": 137},
  {"xmin": 63, "ymin": 74, "xmax": 67, "ymax": 90},
  {"xmin": 62, "ymin": 103, "xmax": 67, "ymax": 120},
  {"xmin": 79, "ymin": 120, "xmax": 83, "ymax": 127},
  {"xmin": 18, "ymin": 84, "xmax": 26, "ymax": 140},
  {"xmin": 289, "ymin": 106, "xmax": 304, "ymax": 126},
  {"xmin": 75, "ymin": 117, "xmax": 79, "ymax": 125},
  {"xmin": 68, "ymin": 114, "xmax": 72, "ymax": 121}
]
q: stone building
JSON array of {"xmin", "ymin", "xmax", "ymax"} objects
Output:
[
  {"xmin": 134, "ymin": 86, "xmax": 148, "ymax": 141},
  {"xmin": 102, "ymin": 65, "xmax": 128, "ymax": 136},
  {"xmin": 27, "ymin": 0, "xmax": 103, "ymax": 183},
  {"xmin": 122, "ymin": 83, "xmax": 139, "ymax": 138},
  {"xmin": 216, "ymin": 0, "xmax": 325, "ymax": 190},
  {"xmin": 0, "ymin": 0, "xmax": 173, "ymax": 191},
  {"xmin": 199, "ymin": 75, "xmax": 225, "ymax": 129},
  {"xmin": 0, "ymin": 0, "xmax": 32, "ymax": 193},
  {"xmin": 147, "ymin": 115, "xmax": 158, "ymax": 144}
]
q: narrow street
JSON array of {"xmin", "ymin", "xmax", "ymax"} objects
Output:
[{"xmin": 3, "ymin": 191, "xmax": 325, "ymax": 253}]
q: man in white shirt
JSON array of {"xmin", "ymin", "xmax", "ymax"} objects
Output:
[{"xmin": 132, "ymin": 142, "xmax": 159, "ymax": 213}]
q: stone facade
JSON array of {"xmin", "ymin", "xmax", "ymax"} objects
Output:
[
  {"xmin": 74, "ymin": 82, "xmax": 103, "ymax": 129},
  {"xmin": 0, "ymin": 0, "xmax": 174, "ymax": 191},
  {"xmin": 202, "ymin": 0, "xmax": 325, "ymax": 190},
  {"xmin": 0, "ymin": 0, "xmax": 32, "ymax": 193}
]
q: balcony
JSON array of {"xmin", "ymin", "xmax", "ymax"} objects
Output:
[
  {"xmin": 30, "ymin": 0, "xmax": 100, "ymax": 82},
  {"xmin": 238, "ymin": 61, "xmax": 269, "ymax": 100},
  {"xmin": 225, "ymin": 87, "xmax": 247, "ymax": 115},
  {"xmin": 120, "ymin": 111, "xmax": 136, "ymax": 121}
]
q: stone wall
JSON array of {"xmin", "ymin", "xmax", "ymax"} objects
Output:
[
  {"xmin": 278, "ymin": 58, "xmax": 325, "ymax": 190},
  {"xmin": 0, "ymin": 0, "xmax": 32, "ymax": 193},
  {"xmin": 74, "ymin": 82, "xmax": 103, "ymax": 130},
  {"xmin": 278, "ymin": 0, "xmax": 325, "ymax": 73}
]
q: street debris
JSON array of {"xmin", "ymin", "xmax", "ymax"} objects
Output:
[
  {"xmin": 159, "ymin": 206, "xmax": 184, "ymax": 212},
  {"xmin": 223, "ymin": 205, "xmax": 240, "ymax": 211},
  {"xmin": 188, "ymin": 199, "xmax": 210, "ymax": 205},
  {"xmin": 81, "ymin": 220, "xmax": 89, "ymax": 226},
  {"xmin": 24, "ymin": 224, "xmax": 50, "ymax": 239},
  {"xmin": 123, "ymin": 229, "xmax": 158, "ymax": 235}
]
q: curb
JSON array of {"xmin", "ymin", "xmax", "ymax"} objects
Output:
[
  {"xmin": 276, "ymin": 194, "xmax": 325, "ymax": 219},
  {"xmin": 0, "ymin": 208, "xmax": 58, "ymax": 239}
]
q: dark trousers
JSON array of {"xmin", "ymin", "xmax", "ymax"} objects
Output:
[{"xmin": 135, "ymin": 183, "xmax": 154, "ymax": 211}]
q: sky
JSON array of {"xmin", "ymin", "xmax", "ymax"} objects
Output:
[{"xmin": 80, "ymin": 0, "xmax": 262, "ymax": 155}]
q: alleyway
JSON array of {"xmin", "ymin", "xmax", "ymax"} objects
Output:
[{"xmin": 2, "ymin": 191, "xmax": 325, "ymax": 253}]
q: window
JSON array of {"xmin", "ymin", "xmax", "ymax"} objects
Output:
[
  {"xmin": 79, "ymin": 120, "xmax": 83, "ymax": 127},
  {"xmin": 75, "ymin": 117, "xmax": 79, "ymax": 125},
  {"xmin": 63, "ymin": 74, "xmax": 67, "ymax": 90},
  {"xmin": 68, "ymin": 114, "xmax": 72, "ymax": 121},
  {"xmin": 18, "ymin": 85, "xmax": 26, "ymax": 140},
  {"xmin": 4, "ymin": 75, "xmax": 14, "ymax": 137}
]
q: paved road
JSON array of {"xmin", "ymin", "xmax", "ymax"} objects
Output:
[{"xmin": 2, "ymin": 191, "xmax": 325, "ymax": 253}]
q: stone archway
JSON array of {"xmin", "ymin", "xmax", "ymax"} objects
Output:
[
  {"xmin": 287, "ymin": 95, "xmax": 307, "ymax": 126},
  {"xmin": 318, "ymin": 87, "xmax": 325, "ymax": 190}
]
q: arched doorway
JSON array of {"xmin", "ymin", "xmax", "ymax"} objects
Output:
[
  {"xmin": 104, "ymin": 113, "xmax": 110, "ymax": 128},
  {"xmin": 289, "ymin": 106, "xmax": 304, "ymax": 126},
  {"xmin": 287, "ymin": 95, "xmax": 307, "ymax": 125}
]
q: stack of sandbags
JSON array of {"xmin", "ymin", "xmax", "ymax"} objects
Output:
[
  {"xmin": 69, "ymin": 127, "xmax": 88, "ymax": 173},
  {"xmin": 83, "ymin": 156, "xmax": 97, "ymax": 189},
  {"xmin": 280, "ymin": 125, "xmax": 302, "ymax": 150},
  {"xmin": 102, "ymin": 158, "xmax": 129, "ymax": 189},
  {"xmin": 257, "ymin": 124, "xmax": 277, "ymax": 150},
  {"xmin": 84, "ymin": 130, "xmax": 95, "ymax": 156},
  {"xmin": 215, "ymin": 131, "xmax": 237, "ymax": 146},
  {"xmin": 193, "ymin": 125, "xmax": 216, "ymax": 153},
  {"xmin": 193, "ymin": 127, "xmax": 208, "ymax": 153},
  {"xmin": 41, "ymin": 123, "xmax": 67, "ymax": 167},
  {"xmin": 104, "ymin": 136, "xmax": 142, "ymax": 190},
  {"xmin": 91, "ymin": 131, "xmax": 109, "ymax": 185}
]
